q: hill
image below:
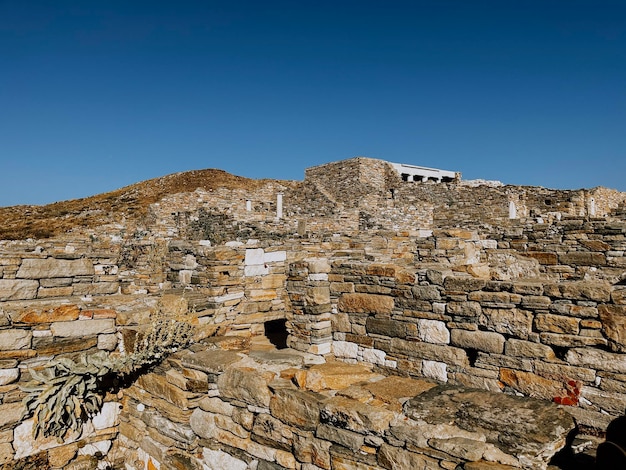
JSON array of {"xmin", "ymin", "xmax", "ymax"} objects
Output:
[{"xmin": 0, "ymin": 169, "xmax": 279, "ymax": 240}]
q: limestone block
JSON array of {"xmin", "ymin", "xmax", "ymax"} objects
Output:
[
  {"xmin": 13, "ymin": 418, "xmax": 87, "ymax": 459},
  {"xmin": 378, "ymin": 443, "xmax": 433, "ymax": 470},
  {"xmin": 97, "ymin": 333, "xmax": 118, "ymax": 351},
  {"xmin": 0, "ymin": 401, "xmax": 23, "ymax": 428},
  {"xmin": 479, "ymin": 308, "xmax": 533, "ymax": 339},
  {"xmin": 0, "ymin": 279, "xmax": 39, "ymax": 301},
  {"xmin": 0, "ymin": 329, "xmax": 31, "ymax": 350},
  {"xmin": 305, "ymin": 258, "xmax": 331, "ymax": 273},
  {"xmin": 599, "ymin": 304, "xmax": 626, "ymax": 352},
  {"xmin": 559, "ymin": 252, "xmax": 606, "ymax": 266},
  {"xmin": 321, "ymin": 395, "xmax": 395, "ymax": 435},
  {"xmin": 252, "ymin": 413, "xmax": 293, "ymax": 450},
  {"xmin": 422, "ymin": 360, "xmax": 448, "ymax": 382},
  {"xmin": 17, "ymin": 257, "xmax": 93, "ymax": 279},
  {"xmin": 316, "ymin": 423, "xmax": 364, "ymax": 450},
  {"xmin": 416, "ymin": 319, "xmax": 450, "ymax": 344},
  {"xmin": 50, "ymin": 319, "xmax": 115, "ymax": 337},
  {"xmin": 338, "ymin": 293, "xmax": 394, "ymax": 314},
  {"xmin": 443, "ymin": 277, "xmax": 487, "ymax": 293},
  {"xmin": 202, "ymin": 448, "xmax": 247, "ymax": 470},
  {"xmin": 566, "ymin": 348, "xmax": 626, "ymax": 374},
  {"xmin": 361, "ymin": 348, "xmax": 386, "ymax": 365},
  {"xmin": 264, "ymin": 251, "xmax": 287, "ymax": 263},
  {"xmin": 447, "ymin": 301, "xmax": 481, "ymax": 317},
  {"xmin": 499, "ymin": 369, "xmax": 565, "ymax": 401},
  {"xmin": 218, "ymin": 366, "xmax": 275, "ymax": 408},
  {"xmin": 92, "ymin": 401, "xmax": 120, "ymax": 430},
  {"xmin": 245, "ymin": 264, "xmax": 269, "ymax": 276},
  {"xmin": 390, "ymin": 338, "xmax": 468, "ymax": 366},
  {"xmin": 12, "ymin": 304, "xmax": 81, "ymax": 323},
  {"xmin": 534, "ymin": 314, "xmax": 579, "ymax": 335},
  {"xmin": 504, "ymin": 339, "xmax": 557, "ymax": 360},
  {"xmin": 297, "ymin": 362, "xmax": 381, "ymax": 392},
  {"xmin": 292, "ymin": 431, "xmax": 332, "ymax": 468},
  {"xmin": 544, "ymin": 281, "xmax": 611, "ymax": 302},
  {"xmin": 0, "ymin": 367, "xmax": 19, "ymax": 385},
  {"xmin": 450, "ymin": 329, "xmax": 505, "ymax": 354},
  {"xmin": 366, "ymin": 317, "xmax": 406, "ymax": 338},
  {"xmin": 245, "ymin": 248, "xmax": 265, "ymax": 266},
  {"xmin": 0, "ymin": 443, "xmax": 12, "ymax": 465},
  {"xmin": 198, "ymin": 396, "xmax": 235, "ymax": 416},
  {"xmin": 305, "ymin": 286, "xmax": 330, "ymax": 306},
  {"xmin": 411, "ymin": 285, "xmax": 441, "ymax": 300},
  {"xmin": 270, "ymin": 388, "xmax": 326, "ymax": 431},
  {"xmin": 403, "ymin": 384, "xmax": 575, "ymax": 468},
  {"xmin": 137, "ymin": 373, "xmax": 192, "ymax": 409},
  {"xmin": 332, "ymin": 341, "xmax": 359, "ymax": 359}
]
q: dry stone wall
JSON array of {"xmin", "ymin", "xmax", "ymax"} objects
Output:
[{"xmin": 3, "ymin": 157, "xmax": 626, "ymax": 468}]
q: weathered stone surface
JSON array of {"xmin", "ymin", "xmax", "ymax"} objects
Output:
[
  {"xmin": 499, "ymin": 369, "xmax": 565, "ymax": 401},
  {"xmin": 17, "ymin": 258, "xmax": 93, "ymax": 279},
  {"xmin": 305, "ymin": 286, "xmax": 330, "ymax": 306},
  {"xmin": 270, "ymin": 388, "xmax": 326, "ymax": 431},
  {"xmin": 366, "ymin": 317, "xmax": 407, "ymax": 338},
  {"xmin": 179, "ymin": 349, "xmax": 243, "ymax": 374},
  {"xmin": 534, "ymin": 313, "xmax": 580, "ymax": 334},
  {"xmin": 363, "ymin": 376, "xmax": 437, "ymax": 410},
  {"xmin": 296, "ymin": 362, "xmax": 381, "ymax": 392},
  {"xmin": 447, "ymin": 300, "xmax": 482, "ymax": 317},
  {"xmin": 377, "ymin": 443, "xmax": 433, "ymax": 470},
  {"xmin": 416, "ymin": 319, "xmax": 450, "ymax": 344},
  {"xmin": 504, "ymin": 339, "xmax": 557, "ymax": 360},
  {"xmin": 137, "ymin": 372, "xmax": 193, "ymax": 409},
  {"xmin": 389, "ymin": 338, "xmax": 468, "ymax": 366},
  {"xmin": 338, "ymin": 293, "xmax": 394, "ymax": 314},
  {"xmin": 544, "ymin": 281, "xmax": 611, "ymax": 302},
  {"xmin": 479, "ymin": 308, "xmax": 533, "ymax": 338},
  {"xmin": 0, "ymin": 367, "xmax": 19, "ymax": 385},
  {"xmin": 252, "ymin": 413, "xmax": 293, "ymax": 450},
  {"xmin": 0, "ymin": 401, "xmax": 23, "ymax": 428},
  {"xmin": 321, "ymin": 396, "xmax": 396, "ymax": 435},
  {"xmin": 202, "ymin": 447, "xmax": 248, "ymax": 470},
  {"xmin": 403, "ymin": 384, "xmax": 574, "ymax": 468},
  {"xmin": 0, "ymin": 329, "xmax": 31, "ymax": 350},
  {"xmin": 450, "ymin": 329, "xmax": 505, "ymax": 354},
  {"xmin": 411, "ymin": 285, "xmax": 441, "ymax": 300},
  {"xmin": 444, "ymin": 277, "xmax": 487, "ymax": 293},
  {"xmin": 218, "ymin": 366, "xmax": 275, "ymax": 408},
  {"xmin": 13, "ymin": 304, "xmax": 81, "ymax": 323},
  {"xmin": 316, "ymin": 423, "xmax": 364, "ymax": 450},
  {"xmin": 598, "ymin": 304, "xmax": 626, "ymax": 352},
  {"xmin": 50, "ymin": 319, "xmax": 115, "ymax": 337},
  {"xmin": 559, "ymin": 252, "xmax": 606, "ymax": 266},
  {"xmin": 0, "ymin": 280, "xmax": 39, "ymax": 301}
]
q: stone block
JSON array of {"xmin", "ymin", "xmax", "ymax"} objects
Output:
[
  {"xmin": 499, "ymin": 369, "xmax": 565, "ymax": 401},
  {"xmin": 443, "ymin": 277, "xmax": 487, "ymax": 293},
  {"xmin": 245, "ymin": 248, "xmax": 265, "ymax": 266},
  {"xmin": 218, "ymin": 366, "xmax": 274, "ymax": 408},
  {"xmin": 332, "ymin": 341, "xmax": 359, "ymax": 359},
  {"xmin": 366, "ymin": 317, "xmax": 406, "ymax": 338},
  {"xmin": 316, "ymin": 423, "xmax": 364, "ymax": 451},
  {"xmin": 389, "ymin": 338, "xmax": 468, "ymax": 366},
  {"xmin": 599, "ymin": 304, "xmax": 626, "ymax": 352},
  {"xmin": 416, "ymin": 319, "xmax": 450, "ymax": 344},
  {"xmin": 321, "ymin": 395, "xmax": 395, "ymax": 435},
  {"xmin": 0, "ymin": 367, "xmax": 19, "ymax": 385},
  {"xmin": 447, "ymin": 301, "xmax": 481, "ymax": 317},
  {"xmin": 559, "ymin": 252, "xmax": 606, "ymax": 266},
  {"xmin": 504, "ymin": 339, "xmax": 557, "ymax": 361},
  {"xmin": 50, "ymin": 319, "xmax": 115, "ymax": 337},
  {"xmin": 403, "ymin": 384, "xmax": 574, "ymax": 468},
  {"xmin": 264, "ymin": 250, "xmax": 287, "ymax": 263},
  {"xmin": 338, "ymin": 293, "xmax": 394, "ymax": 314},
  {"xmin": 17, "ymin": 257, "xmax": 93, "ymax": 279},
  {"xmin": 534, "ymin": 314, "xmax": 580, "ymax": 335},
  {"xmin": 479, "ymin": 308, "xmax": 533, "ymax": 338},
  {"xmin": 13, "ymin": 304, "xmax": 81, "ymax": 323},
  {"xmin": 0, "ymin": 329, "xmax": 31, "ymax": 350},
  {"xmin": 566, "ymin": 348, "xmax": 626, "ymax": 374},
  {"xmin": 306, "ymin": 286, "xmax": 331, "ymax": 306},
  {"xmin": 450, "ymin": 329, "xmax": 505, "ymax": 354},
  {"xmin": 422, "ymin": 360, "xmax": 448, "ymax": 382},
  {"xmin": 411, "ymin": 285, "xmax": 441, "ymax": 300},
  {"xmin": 378, "ymin": 444, "xmax": 433, "ymax": 470},
  {"xmin": 0, "ymin": 279, "xmax": 39, "ymax": 301}
]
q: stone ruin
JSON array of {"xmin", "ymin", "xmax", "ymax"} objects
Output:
[{"xmin": 2, "ymin": 156, "xmax": 626, "ymax": 469}]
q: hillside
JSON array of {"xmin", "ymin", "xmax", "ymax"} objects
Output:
[{"xmin": 0, "ymin": 169, "xmax": 283, "ymax": 240}]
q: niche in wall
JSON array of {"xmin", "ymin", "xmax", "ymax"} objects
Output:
[{"xmin": 265, "ymin": 319, "xmax": 288, "ymax": 349}]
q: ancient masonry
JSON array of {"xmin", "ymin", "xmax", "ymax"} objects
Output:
[{"xmin": 1, "ymin": 156, "xmax": 626, "ymax": 469}]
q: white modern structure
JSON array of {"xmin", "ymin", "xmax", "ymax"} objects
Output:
[{"xmin": 390, "ymin": 162, "xmax": 457, "ymax": 183}]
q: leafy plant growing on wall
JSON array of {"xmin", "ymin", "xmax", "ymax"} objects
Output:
[{"xmin": 21, "ymin": 312, "xmax": 194, "ymax": 440}]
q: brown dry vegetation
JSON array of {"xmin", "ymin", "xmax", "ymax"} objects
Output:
[{"xmin": 0, "ymin": 169, "xmax": 285, "ymax": 240}]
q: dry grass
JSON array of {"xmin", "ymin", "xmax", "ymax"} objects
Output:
[{"xmin": 0, "ymin": 169, "xmax": 275, "ymax": 240}]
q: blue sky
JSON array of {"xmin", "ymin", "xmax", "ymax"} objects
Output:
[{"xmin": 1, "ymin": 1, "xmax": 625, "ymax": 206}]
